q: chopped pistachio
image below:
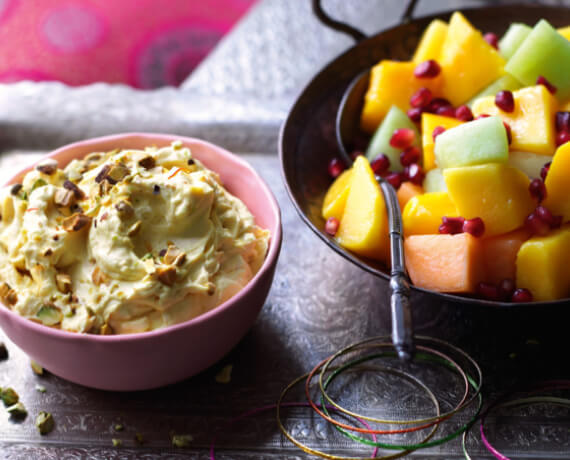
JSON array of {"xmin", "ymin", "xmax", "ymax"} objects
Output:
[
  {"xmin": 55, "ymin": 273, "xmax": 72, "ymax": 294},
  {"xmin": 215, "ymin": 364, "xmax": 233, "ymax": 384},
  {"xmin": 1, "ymin": 388, "xmax": 19, "ymax": 406},
  {"xmin": 10, "ymin": 183, "xmax": 23, "ymax": 196},
  {"xmin": 98, "ymin": 180, "xmax": 113, "ymax": 196},
  {"xmin": 31, "ymin": 360, "xmax": 44, "ymax": 375},
  {"xmin": 106, "ymin": 163, "xmax": 129, "ymax": 184},
  {"xmin": 112, "ymin": 438, "xmax": 122, "ymax": 447},
  {"xmin": 35, "ymin": 384, "xmax": 47, "ymax": 393},
  {"xmin": 54, "ymin": 189, "xmax": 76, "ymax": 208},
  {"xmin": 164, "ymin": 245, "xmax": 186, "ymax": 266},
  {"xmin": 138, "ymin": 156, "xmax": 156, "ymax": 170},
  {"xmin": 171, "ymin": 434, "xmax": 193, "ymax": 448},
  {"xmin": 37, "ymin": 304, "xmax": 62, "ymax": 326},
  {"xmin": 141, "ymin": 252, "xmax": 153, "ymax": 261},
  {"xmin": 127, "ymin": 221, "xmax": 142, "ymax": 237},
  {"xmin": 95, "ymin": 164, "xmax": 111, "ymax": 183},
  {"xmin": 0, "ymin": 282, "xmax": 17, "ymax": 306},
  {"xmin": 0, "ymin": 342, "xmax": 8, "ymax": 361},
  {"xmin": 36, "ymin": 161, "xmax": 57, "ymax": 176},
  {"xmin": 31, "ymin": 178, "xmax": 48, "ymax": 192},
  {"xmin": 63, "ymin": 180, "xmax": 85, "ymax": 200},
  {"xmin": 134, "ymin": 432, "xmax": 144, "ymax": 445},
  {"xmin": 36, "ymin": 411, "xmax": 54, "ymax": 435},
  {"xmin": 114, "ymin": 423, "xmax": 124, "ymax": 432},
  {"xmin": 91, "ymin": 266, "xmax": 108, "ymax": 286},
  {"xmin": 43, "ymin": 248, "xmax": 53, "ymax": 257},
  {"xmin": 207, "ymin": 282, "xmax": 216, "ymax": 296},
  {"xmin": 100, "ymin": 323, "xmax": 113, "ymax": 335},
  {"xmin": 7, "ymin": 401, "xmax": 27, "ymax": 418},
  {"xmin": 62, "ymin": 213, "xmax": 91, "ymax": 232},
  {"xmin": 115, "ymin": 201, "xmax": 134, "ymax": 220},
  {"xmin": 156, "ymin": 266, "xmax": 177, "ymax": 286}
]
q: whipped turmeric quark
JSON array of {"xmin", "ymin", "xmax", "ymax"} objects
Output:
[{"xmin": 0, "ymin": 142, "xmax": 269, "ymax": 334}]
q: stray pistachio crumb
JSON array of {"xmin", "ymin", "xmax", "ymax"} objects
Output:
[
  {"xmin": 215, "ymin": 364, "xmax": 233, "ymax": 384},
  {"xmin": 1, "ymin": 387, "xmax": 19, "ymax": 406},
  {"xmin": 36, "ymin": 411, "xmax": 54, "ymax": 435},
  {"xmin": 171, "ymin": 434, "xmax": 193, "ymax": 448},
  {"xmin": 112, "ymin": 438, "xmax": 123, "ymax": 447},
  {"xmin": 114, "ymin": 423, "xmax": 124, "ymax": 432},
  {"xmin": 0, "ymin": 342, "xmax": 8, "ymax": 360},
  {"xmin": 35, "ymin": 384, "xmax": 46, "ymax": 393},
  {"xmin": 134, "ymin": 432, "xmax": 144, "ymax": 445},
  {"xmin": 7, "ymin": 401, "xmax": 27, "ymax": 418},
  {"xmin": 31, "ymin": 360, "xmax": 44, "ymax": 375}
]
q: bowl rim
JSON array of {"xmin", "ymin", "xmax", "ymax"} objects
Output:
[
  {"xmin": 279, "ymin": 4, "xmax": 570, "ymax": 308},
  {"xmin": 1, "ymin": 132, "xmax": 282, "ymax": 341}
]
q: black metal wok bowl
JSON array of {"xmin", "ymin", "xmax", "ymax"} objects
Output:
[{"xmin": 279, "ymin": 2, "xmax": 570, "ymax": 310}]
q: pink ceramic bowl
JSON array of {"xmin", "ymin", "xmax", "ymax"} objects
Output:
[{"xmin": 0, "ymin": 133, "xmax": 282, "ymax": 391}]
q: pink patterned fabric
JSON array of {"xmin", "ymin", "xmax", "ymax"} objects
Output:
[{"xmin": 0, "ymin": 0, "xmax": 256, "ymax": 88}]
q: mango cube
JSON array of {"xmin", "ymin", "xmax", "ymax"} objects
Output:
[
  {"xmin": 543, "ymin": 142, "xmax": 570, "ymax": 222},
  {"xmin": 413, "ymin": 19, "xmax": 448, "ymax": 63},
  {"xmin": 336, "ymin": 156, "xmax": 389, "ymax": 262},
  {"xmin": 516, "ymin": 227, "xmax": 570, "ymax": 301},
  {"xmin": 402, "ymin": 192, "xmax": 458, "ymax": 236},
  {"xmin": 439, "ymin": 12, "xmax": 505, "ymax": 106},
  {"xmin": 444, "ymin": 163, "xmax": 535, "ymax": 237},
  {"xmin": 361, "ymin": 61, "xmax": 442, "ymax": 134},
  {"xmin": 472, "ymin": 85, "xmax": 557, "ymax": 156},
  {"xmin": 322, "ymin": 169, "xmax": 352, "ymax": 220},
  {"xmin": 421, "ymin": 113, "xmax": 463, "ymax": 171}
]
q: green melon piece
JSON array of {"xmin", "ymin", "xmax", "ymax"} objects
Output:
[
  {"xmin": 434, "ymin": 116, "xmax": 509, "ymax": 169},
  {"xmin": 365, "ymin": 105, "xmax": 420, "ymax": 172},
  {"xmin": 466, "ymin": 74, "xmax": 522, "ymax": 107},
  {"xmin": 506, "ymin": 19, "xmax": 570, "ymax": 101},
  {"xmin": 508, "ymin": 150, "xmax": 551, "ymax": 179},
  {"xmin": 499, "ymin": 23, "xmax": 532, "ymax": 60},
  {"xmin": 423, "ymin": 168, "xmax": 447, "ymax": 193}
]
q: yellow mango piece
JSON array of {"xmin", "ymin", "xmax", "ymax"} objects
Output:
[
  {"xmin": 472, "ymin": 85, "xmax": 557, "ymax": 156},
  {"xmin": 421, "ymin": 113, "xmax": 463, "ymax": 171},
  {"xmin": 516, "ymin": 227, "xmax": 570, "ymax": 301},
  {"xmin": 559, "ymin": 26, "xmax": 570, "ymax": 41},
  {"xmin": 444, "ymin": 163, "xmax": 535, "ymax": 237},
  {"xmin": 361, "ymin": 60, "xmax": 442, "ymax": 134},
  {"xmin": 413, "ymin": 19, "xmax": 449, "ymax": 63},
  {"xmin": 402, "ymin": 192, "xmax": 458, "ymax": 236},
  {"xmin": 543, "ymin": 142, "xmax": 570, "ymax": 222},
  {"xmin": 439, "ymin": 12, "xmax": 505, "ymax": 106},
  {"xmin": 336, "ymin": 156, "xmax": 389, "ymax": 262},
  {"xmin": 322, "ymin": 169, "xmax": 352, "ymax": 220}
]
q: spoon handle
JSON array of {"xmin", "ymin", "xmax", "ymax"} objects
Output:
[{"xmin": 377, "ymin": 177, "xmax": 414, "ymax": 361}]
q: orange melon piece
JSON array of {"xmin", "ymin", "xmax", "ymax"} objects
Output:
[
  {"xmin": 322, "ymin": 169, "xmax": 353, "ymax": 220},
  {"xmin": 404, "ymin": 233, "xmax": 483, "ymax": 293},
  {"xmin": 413, "ymin": 19, "xmax": 449, "ymax": 63},
  {"xmin": 421, "ymin": 113, "xmax": 463, "ymax": 171},
  {"xmin": 481, "ymin": 228, "xmax": 530, "ymax": 285},
  {"xmin": 361, "ymin": 60, "xmax": 442, "ymax": 134},
  {"xmin": 397, "ymin": 182, "xmax": 423, "ymax": 211}
]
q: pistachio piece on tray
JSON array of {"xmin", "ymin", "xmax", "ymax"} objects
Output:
[
  {"xmin": 31, "ymin": 360, "xmax": 44, "ymax": 376},
  {"xmin": 1, "ymin": 387, "xmax": 19, "ymax": 406},
  {"xmin": 112, "ymin": 438, "xmax": 123, "ymax": 447},
  {"xmin": 7, "ymin": 401, "xmax": 27, "ymax": 419},
  {"xmin": 36, "ymin": 411, "xmax": 54, "ymax": 435},
  {"xmin": 171, "ymin": 434, "xmax": 193, "ymax": 448}
]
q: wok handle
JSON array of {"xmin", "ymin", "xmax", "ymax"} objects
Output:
[{"xmin": 312, "ymin": 0, "xmax": 420, "ymax": 42}]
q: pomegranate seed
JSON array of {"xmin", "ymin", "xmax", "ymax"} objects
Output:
[
  {"xmin": 439, "ymin": 216, "xmax": 465, "ymax": 234},
  {"xmin": 385, "ymin": 172, "xmax": 403, "ymax": 189},
  {"xmin": 555, "ymin": 112, "xmax": 570, "ymax": 132},
  {"xmin": 325, "ymin": 217, "xmax": 340, "ymax": 235},
  {"xmin": 476, "ymin": 113, "xmax": 491, "ymax": 119},
  {"xmin": 390, "ymin": 128, "xmax": 415, "ymax": 149},
  {"xmin": 535, "ymin": 205, "xmax": 555, "ymax": 226},
  {"xmin": 414, "ymin": 60, "xmax": 441, "ymax": 79},
  {"xmin": 529, "ymin": 178, "xmax": 547, "ymax": 202},
  {"xmin": 425, "ymin": 97, "xmax": 452, "ymax": 114},
  {"xmin": 525, "ymin": 212, "xmax": 550, "ymax": 236},
  {"xmin": 556, "ymin": 130, "xmax": 570, "ymax": 147},
  {"xmin": 484, "ymin": 32, "xmax": 499, "ymax": 49},
  {"xmin": 503, "ymin": 121, "xmax": 513, "ymax": 144},
  {"xmin": 511, "ymin": 288, "xmax": 533, "ymax": 303},
  {"xmin": 498, "ymin": 278, "xmax": 516, "ymax": 300},
  {"xmin": 495, "ymin": 90, "xmax": 515, "ymax": 112},
  {"xmin": 400, "ymin": 146, "xmax": 421, "ymax": 166},
  {"xmin": 536, "ymin": 75, "xmax": 557, "ymax": 94},
  {"xmin": 410, "ymin": 87, "xmax": 432, "ymax": 108},
  {"xmin": 476, "ymin": 282, "xmax": 500, "ymax": 301},
  {"xmin": 435, "ymin": 105, "xmax": 456, "ymax": 118},
  {"xmin": 370, "ymin": 153, "xmax": 390, "ymax": 175},
  {"xmin": 540, "ymin": 162, "xmax": 551, "ymax": 181},
  {"xmin": 455, "ymin": 105, "xmax": 474, "ymax": 121},
  {"xmin": 432, "ymin": 126, "xmax": 446, "ymax": 141},
  {"xmin": 407, "ymin": 107, "xmax": 423, "ymax": 123},
  {"xmin": 328, "ymin": 158, "xmax": 346, "ymax": 178},
  {"xmin": 463, "ymin": 217, "xmax": 485, "ymax": 237},
  {"xmin": 404, "ymin": 163, "xmax": 425, "ymax": 185},
  {"xmin": 350, "ymin": 150, "xmax": 364, "ymax": 161}
]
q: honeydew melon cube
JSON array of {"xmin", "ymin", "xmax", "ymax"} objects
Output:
[
  {"xmin": 421, "ymin": 113, "xmax": 463, "ymax": 171},
  {"xmin": 508, "ymin": 150, "xmax": 551, "ymax": 179},
  {"xmin": 439, "ymin": 12, "xmax": 506, "ymax": 106},
  {"xmin": 506, "ymin": 19, "xmax": 570, "ymax": 101},
  {"xmin": 444, "ymin": 163, "xmax": 535, "ymax": 236},
  {"xmin": 434, "ymin": 116, "xmax": 508, "ymax": 169},
  {"xmin": 499, "ymin": 23, "xmax": 532, "ymax": 60},
  {"xmin": 466, "ymin": 74, "xmax": 522, "ymax": 108},
  {"xmin": 365, "ymin": 105, "xmax": 420, "ymax": 172},
  {"xmin": 361, "ymin": 60, "xmax": 442, "ymax": 134},
  {"xmin": 413, "ymin": 19, "xmax": 448, "ymax": 63},
  {"xmin": 471, "ymin": 85, "xmax": 557, "ymax": 156},
  {"xmin": 543, "ymin": 142, "xmax": 570, "ymax": 222},
  {"xmin": 423, "ymin": 168, "xmax": 447, "ymax": 193}
]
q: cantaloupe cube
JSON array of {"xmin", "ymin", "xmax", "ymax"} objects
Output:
[
  {"xmin": 471, "ymin": 85, "xmax": 558, "ymax": 156},
  {"xmin": 397, "ymin": 182, "xmax": 423, "ymax": 211},
  {"xmin": 402, "ymin": 192, "xmax": 458, "ymax": 236},
  {"xmin": 543, "ymin": 142, "xmax": 570, "ymax": 222},
  {"xmin": 444, "ymin": 163, "xmax": 535, "ymax": 237},
  {"xmin": 413, "ymin": 19, "xmax": 448, "ymax": 63},
  {"xmin": 404, "ymin": 233, "xmax": 483, "ymax": 293},
  {"xmin": 336, "ymin": 156, "xmax": 389, "ymax": 262},
  {"xmin": 421, "ymin": 113, "xmax": 463, "ymax": 171},
  {"xmin": 322, "ymin": 169, "xmax": 352, "ymax": 220},
  {"xmin": 481, "ymin": 228, "xmax": 530, "ymax": 284},
  {"xmin": 516, "ymin": 227, "xmax": 570, "ymax": 301},
  {"xmin": 361, "ymin": 61, "xmax": 442, "ymax": 134},
  {"xmin": 559, "ymin": 26, "xmax": 570, "ymax": 41},
  {"xmin": 439, "ymin": 12, "xmax": 506, "ymax": 106}
]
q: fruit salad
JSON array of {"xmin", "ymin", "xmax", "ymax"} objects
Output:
[{"xmin": 322, "ymin": 12, "xmax": 570, "ymax": 303}]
